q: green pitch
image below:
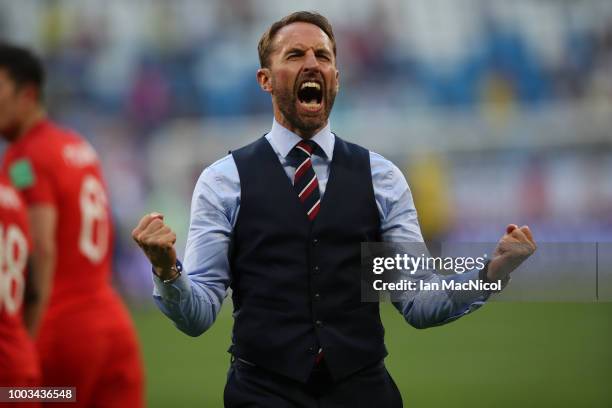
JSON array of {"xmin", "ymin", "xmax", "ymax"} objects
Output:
[{"xmin": 131, "ymin": 302, "xmax": 612, "ymax": 407}]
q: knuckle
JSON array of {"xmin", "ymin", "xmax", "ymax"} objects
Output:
[
  {"xmin": 152, "ymin": 219, "xmax": 164, "ymax": 227},
  {"xmin": 133, "ymin": 231, "xmax": 144, "ymax": 243}
]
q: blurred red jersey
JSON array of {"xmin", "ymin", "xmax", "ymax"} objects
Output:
[
  {"xmin": 1, "ymin": 120, "xmax": 142, "ymax": 407},
  {"xmin": 0, "ymin": 175, "xmax": 39, "ymax": 384},
  {"xmin": 2, "ymin": 119, "xmax": 113, "ymax": 315}
]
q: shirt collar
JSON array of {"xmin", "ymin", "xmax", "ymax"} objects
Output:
[{"xmin": 268, "ymin": 118, "xmax": 334, "ymax": 159}]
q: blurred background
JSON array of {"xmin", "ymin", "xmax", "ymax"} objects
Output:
[{"xmin": 1, "ymin": 0, "xmax": 611, "ymax": 407}]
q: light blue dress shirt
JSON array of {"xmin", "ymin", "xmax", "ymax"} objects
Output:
[{"xmin": 153, "ymin": 119, "xmax": 493, "ymax": 337}]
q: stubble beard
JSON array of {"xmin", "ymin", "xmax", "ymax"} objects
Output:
[{"xmin": 273, "ymin": 77, "xmax": 337, "ymax": 137}]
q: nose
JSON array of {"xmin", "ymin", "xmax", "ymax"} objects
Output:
[{"xmin": 302, "ymin": 49, "xmax": 320, "ymax": 72}]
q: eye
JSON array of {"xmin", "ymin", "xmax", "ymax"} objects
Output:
[
  {"xmin": 286, "ymin": 51, "xmax": 303, "ymax": 60},
  {"xmin": 317, "ymin": 53, "xmax": 331, "ymax": 61}
]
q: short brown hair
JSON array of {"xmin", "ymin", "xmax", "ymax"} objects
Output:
[{"xmin": 258, "ymin": 11, "xmax": 337, "ymax": 68}]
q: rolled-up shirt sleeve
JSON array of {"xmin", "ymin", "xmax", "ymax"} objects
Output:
[
  {"xmin": 152, "ymin": 155, "xmax": 239, "ymax": 337},
  {"xmin": 370, "ymin": 152, "xmax": 493, "ymax": 329}
]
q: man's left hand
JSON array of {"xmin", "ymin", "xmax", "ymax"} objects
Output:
[{"xmin": 487, "ymin": 224, "xmax": 537, "ymax": 281}]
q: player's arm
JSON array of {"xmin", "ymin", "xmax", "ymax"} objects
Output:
[
  {"xmin": 23, "ymin": 205, "xmax": 57, "ymax": 337},
  {"xmin": 393, "ymin": 223, "xmax": 535, "ymax": 329},
  {"xmin": 22, "ymin": 260, "xmax": 39, "ymax": 332},
  {"xmin": 133, "ymin": 162, "xmax": 235, "ymax": 336},
  {"xmin": 372, "ymin": 153, "xmax": 536, "ymax": 328},
  {"xmin": 132, "ymin": 210, "xmax": 229, "ymax": 337}
]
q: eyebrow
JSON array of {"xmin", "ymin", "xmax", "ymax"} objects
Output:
[{"xmin": 284, "ymin": 45, "xmax": 332, "ymax": 56}]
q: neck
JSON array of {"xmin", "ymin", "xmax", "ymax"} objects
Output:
[
  {"xmin": 13, "ymin": 108, "xmax": 46, "ymax": 142},
  {"xmin": 273, "ymin": 110, "xmax": 326, "ymax": 140}
]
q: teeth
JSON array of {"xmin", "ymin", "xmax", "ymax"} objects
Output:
[{"xmin": 300, "ymin": 81, "xmax": 321, "ymax": 90}]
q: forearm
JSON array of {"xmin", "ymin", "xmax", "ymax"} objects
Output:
[
  {"xmin": 23, "ymin": 248, "xmax": 55, "ymax": 337},
  {"xmin": 152, "ymin": 267, "xmax": 226, "ymax": 337},
  {"xmin": 394, "ymin": 267, "xmax": 492, "ymax": 329},
  {"xmin": 24, "ymin": 205, "xmax": 58, "ymax": 337}
]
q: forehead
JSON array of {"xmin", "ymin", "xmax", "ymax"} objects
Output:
[{"xmin": 272, "ymin": 22, "xmax": 333, "ymax": 53}]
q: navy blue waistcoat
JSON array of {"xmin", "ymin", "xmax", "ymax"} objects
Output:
[{"xmin": 229, "ymin": 135, "xmax": 386, "ymax": 383}]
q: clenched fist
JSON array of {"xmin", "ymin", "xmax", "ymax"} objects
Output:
[
  {"xmin": 487, "ymin": 224, "xmax": 537, "ymax": 281},
  {"xmin": 132, "ymin": 212, "xmax": 178, "ymax": 281}
]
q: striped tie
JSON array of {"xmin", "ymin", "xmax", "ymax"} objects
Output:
[{"xmin": 293, "ymin": 140, "xmax": 321, "ymax": 221}]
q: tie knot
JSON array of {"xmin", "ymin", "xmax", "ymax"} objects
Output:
[{"xmin": 294, "ymin": 140, "xmax": 318, "ymax": 158}]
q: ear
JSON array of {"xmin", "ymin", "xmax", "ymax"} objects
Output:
[
  {"xmin": 256, "ymin": 68, "xmax": 272, "ymax": 93},
  {"xmin": 335, "ymin": 69, "xmax": 340, "ymax": 92},
  {"xmin": 19, "ymin": 84, "xmax": 40, "ymax": 104}
]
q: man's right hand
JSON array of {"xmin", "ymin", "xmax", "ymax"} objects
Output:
[{"xmin": 132, "ymin": 212, "xmax": 178, "ymax": 281}]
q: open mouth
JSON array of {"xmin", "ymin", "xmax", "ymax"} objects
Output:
[{"xmin": 297, "ymin": 81, "xmax": 323, "ymax": 111}]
